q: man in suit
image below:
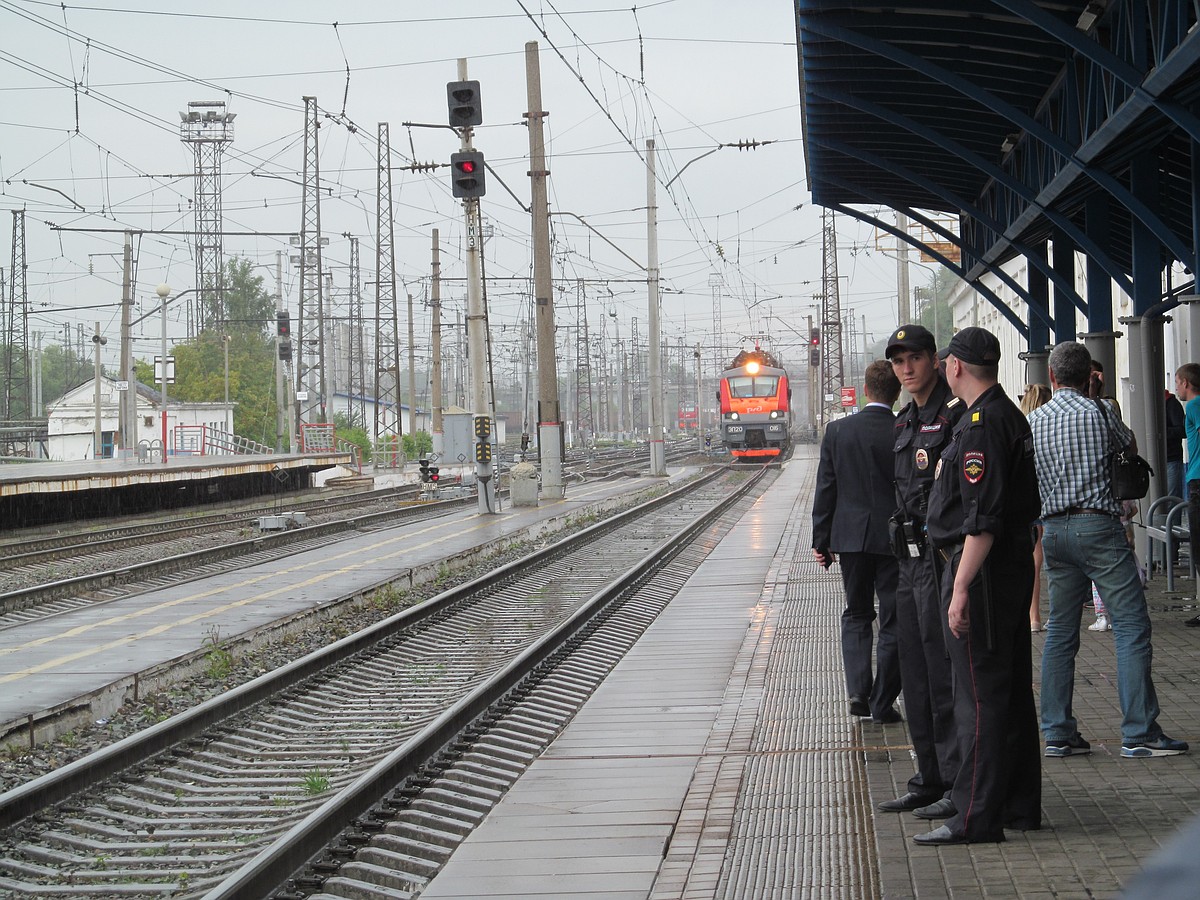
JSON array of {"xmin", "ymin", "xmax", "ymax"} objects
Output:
[{"xmin": 812, "ymin": 359, "xmax": 904, "ymax": 723}]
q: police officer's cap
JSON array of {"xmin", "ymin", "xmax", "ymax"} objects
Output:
[
  {"xmin": 945, "ymin": 326, "xmax": 1001, "ymax": 365},
  {"xmin": 885, "ymin": 324, "xmax": 936, "ymax": 359}
]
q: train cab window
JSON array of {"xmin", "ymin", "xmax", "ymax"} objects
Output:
[{"xmin": 727, "ymin": 375, "xmax": 780, "ymax": 398}]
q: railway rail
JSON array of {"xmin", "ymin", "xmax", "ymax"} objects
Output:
[{"xmin": 0, "ymin": 463, "xmax": 768, "ymax": 899}]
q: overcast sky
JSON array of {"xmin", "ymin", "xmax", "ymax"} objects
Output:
[{"xmin": 0, "ymin": 0, "xmax": 913, "ymax": 375}]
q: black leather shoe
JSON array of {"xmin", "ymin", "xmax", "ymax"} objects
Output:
[
  {"xmin": 873, "ymin": 707, "xmax": 903, "ymax": 724},
  {"xmin": 877, "ymin": 791, "xmax": 937, "ymax": 812},
  {"xmin": 1185, "ymin": 614, "xmax": 1200, "ymax": 627},
  {"xmin": 849, "ymin": 696, "xmax": 870, "ymax": 717},
  {"xmin": 912, "ymin": 825, "xmax": 969, "ymax": 846},
  {"xmin": 913, "ymin": 797, "xmax": 957, "ymax": 819}
]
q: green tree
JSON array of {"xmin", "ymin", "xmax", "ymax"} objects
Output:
[
  {"xmin": 219, "ymin": 257, "xmax": 275, "ymax": 336},
  {"xmin": 332, "ymin": 412, "xmax": 371, "ymax": 459},
  {"xmin": 402, "ymin": 430, "xmax": 433, "ymax": 459},
  {"xmin": 40, "ymin": 342, "xmax": 94, "ymax": 407},
  {"xmin": 916, "ymin": 266, "xmax": 961, "ymax": 348},
  {"xmin": 133, "ymin": 257, "xmax": 281, "ymax": 445}
]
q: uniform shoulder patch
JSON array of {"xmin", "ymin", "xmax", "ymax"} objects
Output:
[
  {"xmin": 947, "ymin": 397, "xmax": 961, "ymax": 407},
  {"xmin": 970, "ymin": 409, "xmax": 983, "ymax": 423},
  {"xmin": 963, "ymin": 450, "xmax": 985, "ymax": 483}
]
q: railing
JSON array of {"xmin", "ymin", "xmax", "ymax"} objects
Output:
[
  {"xmin": 371, "ymin": 434, "xmax": 406, "ymax": 470},
  {"xmin": 174, "ymin": 425, "xmax": 275, "ymax": 457},
  {"xmin": 299, "ymin": 422, "xmax": 361, "ymax": 474}
]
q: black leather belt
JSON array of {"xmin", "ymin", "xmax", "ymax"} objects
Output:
[{"xmin": 1044, "ymin": 507, "xmax": 1117, "ymax": 518}]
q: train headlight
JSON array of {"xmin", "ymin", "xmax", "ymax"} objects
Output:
[
  {"xmin": 728, "ymin": 412, "xmax": 739, "ymax": 421},
  {"xmin": 769, "ymin": 410, "xmax": 779, "ymax": 419}
]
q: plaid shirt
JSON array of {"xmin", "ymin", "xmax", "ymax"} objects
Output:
[{"xmin": 1027, "ymin": 387, "xmax": 1132, "ymax": 516}]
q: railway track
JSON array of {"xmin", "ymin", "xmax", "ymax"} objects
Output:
[
  {"xmin": 0, "ymin": 464, "xmax": 768, "ymax": 899},
  {"xmin": 0, "ymin": 445, "xmax": 699, "ymax": 621}
]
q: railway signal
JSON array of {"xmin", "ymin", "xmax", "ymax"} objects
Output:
[
  {"xmin": 428, "ymin": 465, "xmax": 440, "ymax": 484},
  {"xmin": 418, "ymin": 459, "xmax": 432, "ymax": 483},
  {"xmin": 446, "ymin": 80, "xmax": 482, "ymax": 128},
  {"xmin": 450, "ymin": 151, "xmax": 486, "ymax": 198},
  {"xmin": 276, "ymin": 311, "xmax": 290, "ymax": 337},
  {"xmin": 809, "ymin": 328, "xmax": 821, "ymax": 367}
]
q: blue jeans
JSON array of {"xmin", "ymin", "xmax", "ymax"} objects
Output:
[
  {"xmin": 1040, "ymin": 513, "xmax": 1162, "ymax": 745},
  {"xmin": 1167, "ymin": 460, "xmax": 1184, "ymax": 502}
]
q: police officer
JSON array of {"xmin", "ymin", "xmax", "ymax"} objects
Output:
[
  {"xmin": 877, "ymin": 324, "xmax": 963, "ymax": 819},
  {"xmin": 916, "ymin": 326, "xmax": 1041, "ymax": 845}
]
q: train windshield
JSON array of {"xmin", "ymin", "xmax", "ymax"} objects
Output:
[{"xmin": 727, "ymin": 375, "xmax": 780, "ymax": 398}]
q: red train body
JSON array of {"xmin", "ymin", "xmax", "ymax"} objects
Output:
[{"xmin": 717, "ymin": 346, "xmax": 791, "ymax": 458}]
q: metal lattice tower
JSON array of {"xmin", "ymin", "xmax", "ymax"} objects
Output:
[
  {"xmin": 297, "ymin": 96, "xmax": 328, "ymax": 426},
  {"xmin": 5, "ymin": 210, "xmax": 31, "ymax": 423},
  {"xmin": 819, "ymin": 207, "xmax": 845, "ymax": 426},
  {"xmin": 574, "ymin": 280, "xmax": 595, "ymax": 445},
  {"xmin": 708, "ymin": 273, "xmax": 723, "ymax": 375},
  {"xmin": 374, "ymin": 122, "xmax": 402, "ymax": 445},
  {"xmin": 346, "ymin": 235, "xmax": 368, "ymax": 430},
  {"xmin": 180, "ymin": 101, "xmax": 234, "ymax": 335}
]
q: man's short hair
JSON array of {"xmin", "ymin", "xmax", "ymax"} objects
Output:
[
  {"xmin": 864, "ymin": 359, "xmax": 901, "ymax": 405},
  {"xmin": 1048, "ymin": 342, "xmax": 1092, "ymax": 390},
  {"xmin": 1178, "ymin": 363, "xmax": 1200, "ymax": 393}
]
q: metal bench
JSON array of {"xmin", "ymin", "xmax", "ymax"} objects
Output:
[{"xmin": 1141, "ymin": 495, "xmax": 1193, "ymax": 591}]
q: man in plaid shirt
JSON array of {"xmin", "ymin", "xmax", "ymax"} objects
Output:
[{"xmin": 1029, "ymin": 341, "xmax": 1187, "ymax": 759}]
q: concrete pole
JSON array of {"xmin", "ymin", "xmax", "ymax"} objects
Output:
[
  {"xmin": 93, "ymin": 321, "xmax": 104, "ymax": 458},
  {"xmin": 460, "ymin": 58, "xmax": 496, "ymax": 513},
  {"xmin": 431, "ymin": 229, "xmax": 444, "ymax": 458},
  {"xmin": 120, "ymin": 231, "xmax": 134, "ymax": 455},
  {"xmin": 407, "ymin": 293, "xmax": 417, "ymax": 437},
  {"xmin": 646, "ymin": 139, "xmax": 666, "ymax": 476},
  {"xmin": 526, "ymin": 41, "xmax": 564, "ymax": 499},
  {"xmin": 275, "ymin": 250, "xmax": 286, "ymax": 452},
  {"xmin": 158, "ymin": 285, "xmax": 169, "ymax": 460},
  {"xmin": 694, "ymin": 343, "xmax": 703, "ymax": 454},
  {"xmin": 223, "ymin": 335, "xmax": 231, "ymax": 432}
]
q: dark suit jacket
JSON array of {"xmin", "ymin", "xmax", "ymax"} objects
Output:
[{"xmin": 811, "ymin": 404, "xmax": 897, "ymax": 555}]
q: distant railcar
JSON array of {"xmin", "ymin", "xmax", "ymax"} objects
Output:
[
  {"xmin": 678, "ymin": 402, "xmax": 698, "ymax": 431},
  {"xmin": 717, "ymin": 345, "xmax": 791, "ymax": 458}
]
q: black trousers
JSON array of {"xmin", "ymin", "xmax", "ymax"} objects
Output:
[
  {"xmin": 940, "ymin": 545, "xmax": 1042, "ymax": 841},
  {"xmin": 837, "ymin": 551, "xmax": 901, "ymax": 716},
  {"xmin": 894, "ymin": 551, "xmax": 959, "ymax": 798}
]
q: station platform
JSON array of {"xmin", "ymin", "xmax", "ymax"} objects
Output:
[
  {"xmin": 420, "ymin": 446, "xmax": 1200, "ymax": 899},
  {"xmin": 0, "ymin": 469, "xmax": 688, "ymax": 746},
  {"xmin": 0, "ymin": 451, "xmax": 354, "ymax": 527}
]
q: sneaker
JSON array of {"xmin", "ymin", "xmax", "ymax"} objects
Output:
[
  {"xmin": 1088, "ymin": 616, "xmax": 1111, "ymax": 632},
  {"xmin": 1121, "ymin": 735, "xmax": 1189, "ymax": 758},
  {"xmin": 1045, "ymin": 735, "xmax": 1092, "ymax": 757}
]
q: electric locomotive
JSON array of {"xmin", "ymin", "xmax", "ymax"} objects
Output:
[{"xmin": 717, "ymin": 345, "xmax": 792, "ymax": 458}]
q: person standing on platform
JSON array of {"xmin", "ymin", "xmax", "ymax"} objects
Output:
[
  {"xmin": 876, "ymin": 324, "xmax": 963, "ymax": 820},
  {"xmin": 916, "ymin": 326, "xmax": 1042, "ymax": 846},
  {"xmin": 1032, "ymin": 342, "xmax": 1188, "ymax": 756},
  {"xmin": 1021, "ymin": 384, "xmax": 1052, "ymax": 632},
  {"xmin": 1165, "ymin": 388, "xmax": 1186, "ymax": 502},
  {"xmin": 1176, "ymin": 363, "xmax": 1200, "ymax": 625},
  {"xmin": 812, "ymin": 360, "xmax": 904, "ymax": 723}
]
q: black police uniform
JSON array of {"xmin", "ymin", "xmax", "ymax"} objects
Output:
[
  {"xmin": 926, "ymin": 383, "xmax": 1042, "ymax": 842},
  {"xmin": 892, "ymin": 375, "xmax": 963, "ymax": 802}
]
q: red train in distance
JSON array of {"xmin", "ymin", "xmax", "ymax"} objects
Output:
[
  {"xmin": 717, "ymin": 344, "xmax": 792, "ymax": 458},
  {"xmin": 678, "ymin": 402, "xmax": 699, "ymax": 430}
]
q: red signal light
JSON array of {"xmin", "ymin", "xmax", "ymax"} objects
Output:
[{"xmin": 458, "ymin": 160, "xmax": 476, "ymax": 174}]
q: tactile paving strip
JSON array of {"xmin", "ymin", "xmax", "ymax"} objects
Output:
[{"xmin": 652, "ymin": 452, "xmax": 881, "ymax": 900}]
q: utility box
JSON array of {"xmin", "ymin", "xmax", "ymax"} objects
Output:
[{"xmin": 509, "ymin": 461, "xmax": 539, "ymax": 507}]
